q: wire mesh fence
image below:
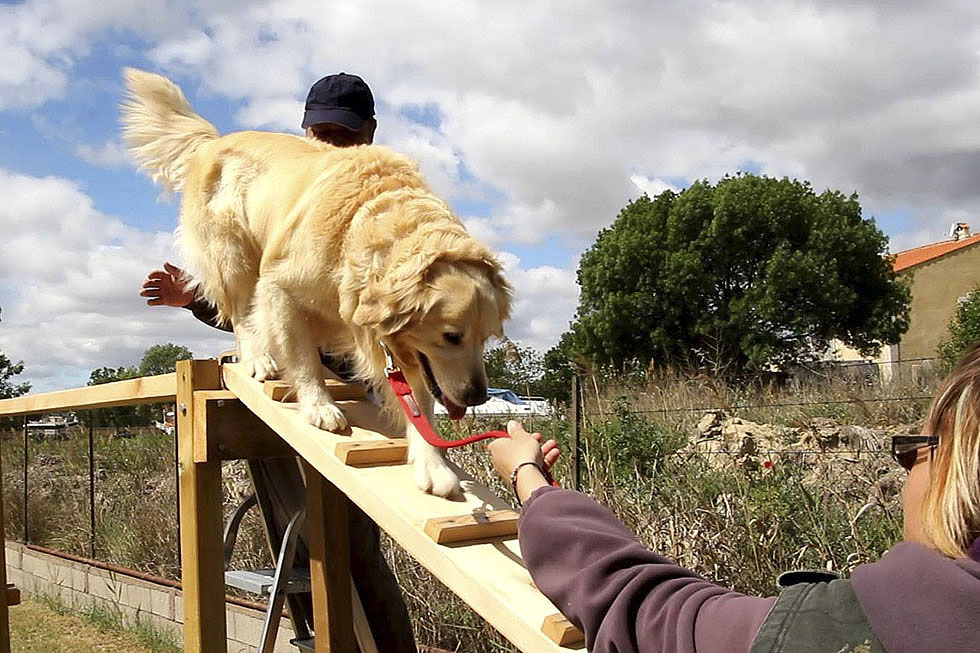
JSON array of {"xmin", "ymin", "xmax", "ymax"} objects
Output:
[{"xmin": 0, "ymin": 415, "xmax": 270, "ymax": 584}]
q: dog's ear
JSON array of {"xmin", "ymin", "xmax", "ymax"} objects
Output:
[
  {"xmin": 351, "ymin": 251, "xmax": 440, "ymax": 334},
  {"xmin": 483, "ymin": 255, "xmax": 513, "ymax": 325},
  {"xmin": 351, "ymin": 289, "xmax": 415, "ymax": 334}
]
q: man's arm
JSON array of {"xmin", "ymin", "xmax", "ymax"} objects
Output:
[
  {"xmin": 141, "ymin": 262, "xmax": 232, "ymax": 332},
  {"xmin": 182, "ymin": 297, "xmax": 232, "ymax": 332}
]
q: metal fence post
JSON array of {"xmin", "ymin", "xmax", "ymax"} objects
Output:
[
  {"xmin": 571, "ymin": 375, "xmax": 581, "ymax": 492},
  {"xmin": 89, "ymin": 411, "xmax": 96, "ymax": 558},
  {"xmin": 22, "ymin": 415, "xmax": 28, "ymax": 543}
]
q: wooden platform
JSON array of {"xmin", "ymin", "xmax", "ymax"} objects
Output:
[
  {"xmin": 0, "ymin": 362, "xmax": 584, "ymax": 652},
  {"xmin": 220, "ymin": 362, "xmax": 584, "ymax": 651}
]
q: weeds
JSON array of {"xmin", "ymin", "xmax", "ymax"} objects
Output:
[
  {"xmin": 32, "ymin": 591, "xmax": 181, "ymax": 652},
  {"xmin": 0, "ymin": 366, "xmax": 931, "ymax": 652}
]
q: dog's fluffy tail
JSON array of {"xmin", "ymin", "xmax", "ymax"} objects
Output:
[{"xmin": 120, "ymin": 67, "xmax": 218, "ymax": 192}]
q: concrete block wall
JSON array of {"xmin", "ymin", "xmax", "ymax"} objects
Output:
[{"xmin": 4, "ymin": 541, "xmax": 300, "ymax": 653}]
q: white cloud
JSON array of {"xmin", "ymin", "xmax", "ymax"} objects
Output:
[
  {"xmin": 5, "ymin": 0, "xmax": 980, "ymax": 383},
  {"xmin": 75, "ymin": 140, "xmax": 132, "ymax": 168},
  {"xmin": 497, "ymin": 252, "xmax": 579, "ymax": 352},
  {"xmin": 0, "ymin": 168, "xmax": 233, "ymax": 392},
  {"xmin": 234, "ymin": 97, "xmax": 304, "ymax": 131},
  {"xmin": 0, "ymin": 0, "xmax": 262, "ymax": 109},
  {"xmin": 630, "ymin": 175, "xmax": 680, "ymax": 199},
  {"xmin": 461, "ymin": 217, "xmax": 502, "ymax": 249}
]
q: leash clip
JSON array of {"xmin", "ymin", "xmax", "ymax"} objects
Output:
[{"xmin": 380, "ymin": 340, "xmax": 398, "ymax": 375}]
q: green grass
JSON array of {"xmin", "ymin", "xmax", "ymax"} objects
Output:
[{"xmin": 9, "ymin": 593, "xmax": 180, "ymax": 653}]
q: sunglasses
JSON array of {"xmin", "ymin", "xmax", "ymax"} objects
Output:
[{"xmin": 890, "ymin": 435, "xmax": 939, "ymax": 471}]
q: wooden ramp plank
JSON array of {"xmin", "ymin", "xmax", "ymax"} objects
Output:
[{"xmin": 221, "ymin": 363, "xmax": 584, "ymax": 652}]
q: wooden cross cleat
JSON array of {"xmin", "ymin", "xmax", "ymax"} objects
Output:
[{"xmin": 423, "ymin": 509, "xmax": 520, "ymax": 545}]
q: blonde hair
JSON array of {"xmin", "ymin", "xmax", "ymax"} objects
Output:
[{"xmin": 920, "ymin": 343, "xmax": 980, "ymax": 557}]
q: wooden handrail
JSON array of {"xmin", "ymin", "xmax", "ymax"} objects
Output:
[{"xmin": 0, "ymin": 373, "xmax": 176, "ymax": 417}]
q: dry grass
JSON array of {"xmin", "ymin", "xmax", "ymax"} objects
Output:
[
  {"xmin": 8, "ymin": 596, "xmax": 178, "ymax": 652},
  {"xmin": 0, "ymin": 365, "xmax": 939, "ymax": 651},
  {"xmin": 0, "ymin": 428, "xmax": 272, "ymax": 582}
]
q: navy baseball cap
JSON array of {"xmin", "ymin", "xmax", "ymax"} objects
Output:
[{"xmin": 302, "ymin": 73, "xmax": 375, "ymax": 130}]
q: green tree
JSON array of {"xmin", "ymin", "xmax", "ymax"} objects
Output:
[
  {"xmin": 0, "ymin": 351, "xmax": 31, "ymax": 399},
  {"xmin": 0, "ymin": 351, "xmax": 31, "ymax": 430},
  {"xmin": 139, "ymin": 343, "xmax": 193, "ymax": 376},
  {"xmin": 86, "ymin": 365, "xmax": 141, "ymax": 429},
  {"xmin": 937, "ymin": 287, "xmax": 980, "ymax": 366},
  {"xmin": 537, "ymin": 332, "xmax": 585, "ymax": 403},
  {"xmin": 573, "ymin": 174, "xmax": 910, "ymax": 373},
  {"xmin": 483, "ymin": 339, "xmax": 542, "ymax": 395}
]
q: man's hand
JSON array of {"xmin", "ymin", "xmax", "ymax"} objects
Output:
[{"xmin": 140, "ymin": 262, "xmax": 195, "ymax": 308}]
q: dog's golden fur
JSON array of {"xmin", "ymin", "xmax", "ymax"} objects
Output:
[{"xmin": 121, "ymin": 68, "xmax": 512, "ymax": 497}]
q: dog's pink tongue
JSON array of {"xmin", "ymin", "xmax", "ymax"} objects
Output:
[{"xmin": 446, "ymin": 398, "xmax": 467, "ymax": 420}]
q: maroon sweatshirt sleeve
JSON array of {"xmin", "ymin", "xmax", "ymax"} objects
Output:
[{"xmin": 519, "ymin": 486, "xmax": 775, "ymax": 653}]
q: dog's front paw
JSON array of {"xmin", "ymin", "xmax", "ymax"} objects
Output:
[
  {"xmin": 245, "ymin": 353, "xmax": 279, "ymax": 381},
  {"xmin": 413, "ymin": 452, "xmax": 461, "ymax": 498},
  {"xmin": 302, "ymin": 401, "xmax": 349, "ymax": 433}
]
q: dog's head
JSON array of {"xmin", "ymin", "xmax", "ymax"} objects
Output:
[{"xmin": 352, "ymin": 247, "xmax": 512, "ymax": 419}]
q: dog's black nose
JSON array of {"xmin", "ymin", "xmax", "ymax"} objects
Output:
[{"xmin": 462, "ymin": 382, "xmax": 488, "ymax": 406}]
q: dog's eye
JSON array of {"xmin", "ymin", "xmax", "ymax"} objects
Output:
[{"xmin": 443, "ymin": 332, "xmax": 463, "ymax": 345}]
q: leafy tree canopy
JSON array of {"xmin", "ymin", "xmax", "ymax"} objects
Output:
[
  {"xmin": 139, "ymin": 343, "xmax": 193, "ymax": 376},
  {"xmin": 88, "ymin": 365, "xmax": 137, "ymax": 386},
  {"xmin": 937, "ymin": 287, "xmax": 980, "ymax": 366},
  {"xmin": 484, "ymin": 339, "xmax": 542, "ymax": 393},
  {"xmin": 572, "ymin": 174, "xmax": 910, "ymax": 373},
  {"xmin": 86, "ymin": 343, "xmax": 192, "ymax": 429},
  {"xmin": 0, "ymin": 351, "xmax": 31, "ymax": 399}
]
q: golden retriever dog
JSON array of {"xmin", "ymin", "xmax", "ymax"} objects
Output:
[{"xmin": 121, "ymin": 68, "xmax": 511, "ymax": 497}]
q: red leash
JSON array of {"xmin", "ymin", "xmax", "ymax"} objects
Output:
[
  {"xmin": 380, "ymin": 344, "xmax": 559, "ymax": 487},
  {"xmin": 386, "ymin": 367, "xmax": 509, "ymax": 447}
]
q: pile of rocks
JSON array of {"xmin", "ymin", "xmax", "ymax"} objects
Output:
[
  {"xmin": 687, "ymin": 411, "xmax": 908, "ymax": 474},
  {"xmin": 685, "ymin": 411, "xmax": 909, "ymax": 511}
]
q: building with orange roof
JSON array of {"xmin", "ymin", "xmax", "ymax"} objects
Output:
[
  {"xmin": 831, "ymin": 222, "xmax": 980, "ymax": 370},
  {"xmin": 892, "ymin": 224, "xmax": 980, "ymax": 273}
]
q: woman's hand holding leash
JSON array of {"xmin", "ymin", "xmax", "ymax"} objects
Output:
[{"xmin": 488, "ymin": 421, "xmax": 561, "ymax": 506}]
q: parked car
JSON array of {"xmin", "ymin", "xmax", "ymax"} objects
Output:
[
  {"xmin": 433, "ymin": 388, "xmax": 553, "ymax": 418},
  {"xmin": 154, "ymin": 408, "xmax": 176, "ymax": 436}
]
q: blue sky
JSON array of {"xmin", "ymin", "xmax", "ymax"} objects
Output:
[{"xmin": 2, "ymin": 0, "xmax": 980, "ymax": 392}]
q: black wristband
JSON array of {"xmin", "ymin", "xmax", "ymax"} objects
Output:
[{"xmin": 510, "ymin": 461, "xmax": 544, "ymax": 507}]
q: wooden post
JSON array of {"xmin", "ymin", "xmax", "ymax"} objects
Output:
[
  {"xmin": 176, "ymin": 359, "xmax": 226, "ymax": 652},
  {"xmin": 303, "ymin": 460, "xmax": 355, "ymax": 652},
  {"xmin": 1, "ymin": 431, "xmax": 10, "ymax": 653},
  {"xmin": 571, "ymin": 375, "xmax": 581, "ymax": 492}
]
